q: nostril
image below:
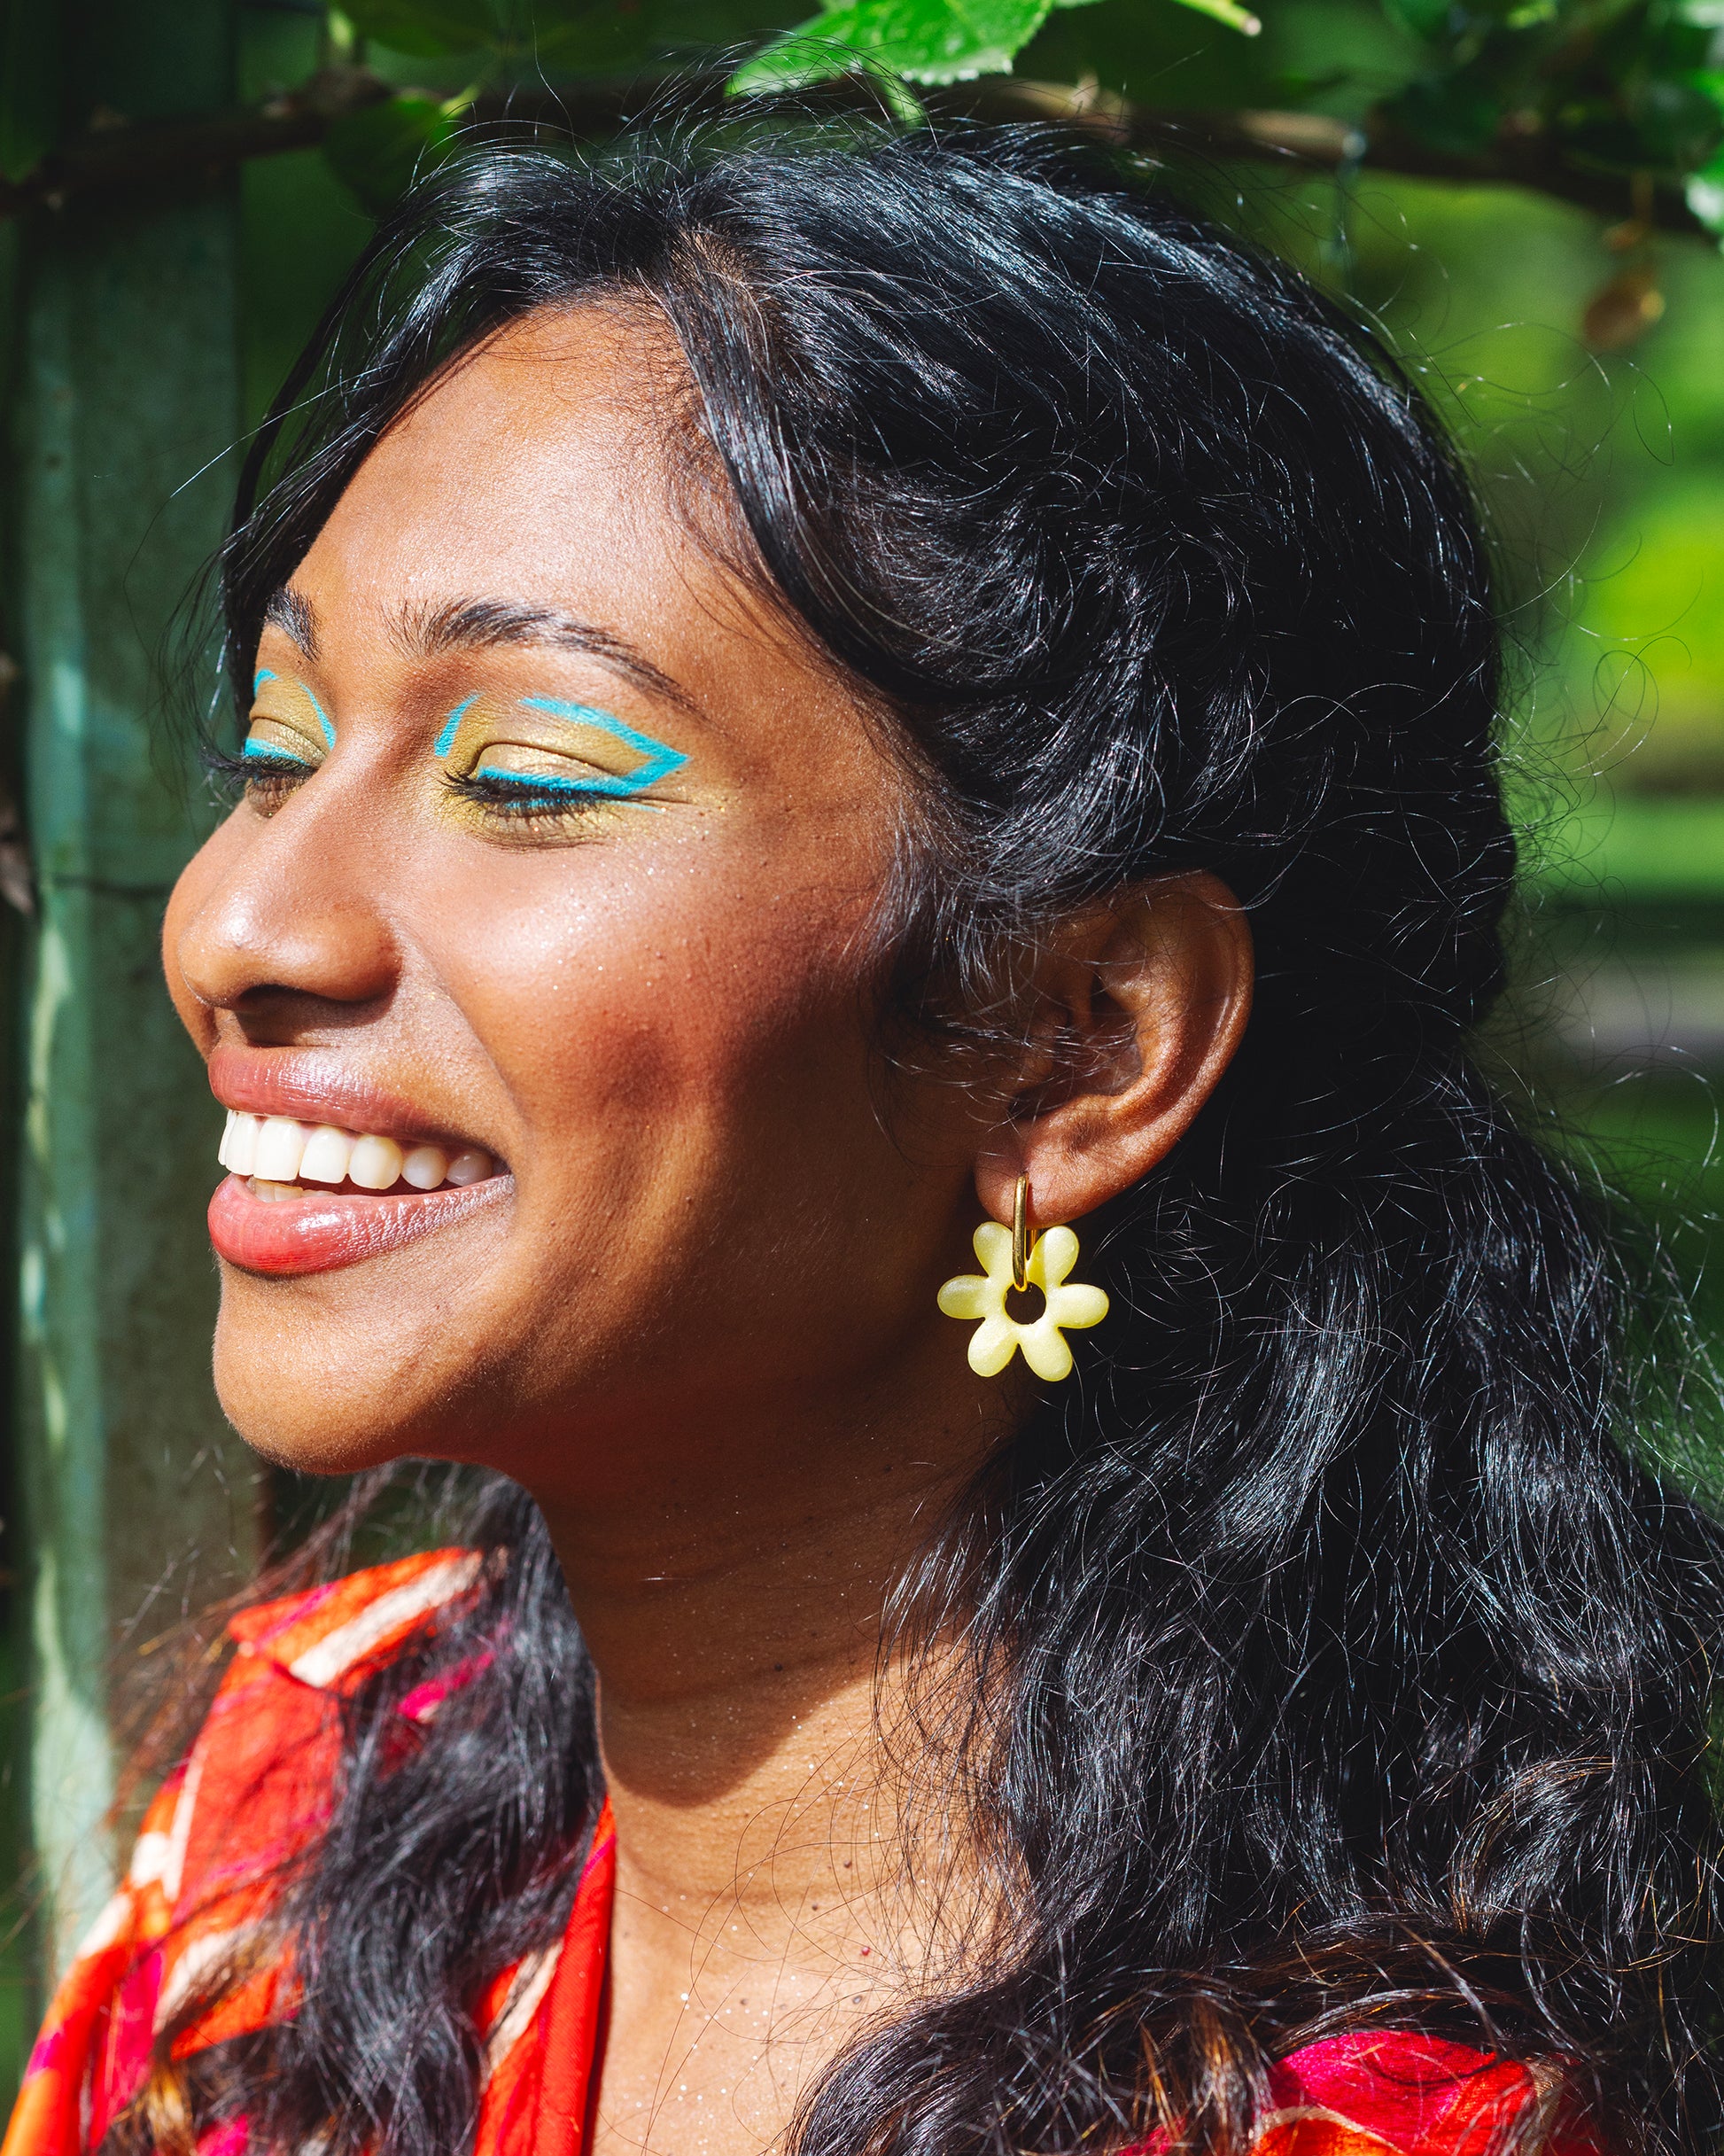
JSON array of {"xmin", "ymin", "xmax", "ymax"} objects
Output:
[{"xmin": 171, "ymin": 852, "xmax": 406, "ymax": 1020}]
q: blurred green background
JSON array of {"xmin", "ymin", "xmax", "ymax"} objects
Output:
[{"xmin": 3, "ymin": 0, "xmax": 1723, "ymax": 2101}]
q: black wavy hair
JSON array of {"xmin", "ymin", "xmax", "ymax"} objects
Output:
[{"xmin": 128, "ymin": 120, "xmax": 1724, "ymax": 2156}]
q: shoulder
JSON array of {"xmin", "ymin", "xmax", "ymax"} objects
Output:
[
  {"xmin": 1, "ymin": 1548, "xmax": 483, "ymax": 2156},
  {"xmin": 1250, "ymin": 2033, "xmax": 1597, "ymax": 2156}
]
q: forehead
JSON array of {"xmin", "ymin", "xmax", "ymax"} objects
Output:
[
  {"xmin": 280, "ymin": 306, "xmax": 898, "ymax": 817},
  {"xmin": 293, "ymin": 306, "xmax": 742, "ymax": 662}
]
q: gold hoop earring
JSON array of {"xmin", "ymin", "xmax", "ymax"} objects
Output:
[{"xmin": 937, "ymin": 1174, "xmax": 1109, "ymax": 1381}]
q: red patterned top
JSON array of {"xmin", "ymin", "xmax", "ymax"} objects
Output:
[{"xmin": 2, "ymin": 1553, "xmax": 1587, "ymax": 2156}]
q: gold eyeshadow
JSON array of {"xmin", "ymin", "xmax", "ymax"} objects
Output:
[
  {"xmin": 245, "ymin": 669, "xmax": 335, "ymax": 769},
  {"xmin": 226, "ymin": 675, "xmax": 688, "ymax": 833},
  {"xmin": 434, "ymin": 692, "xmax": 687, "ymax": 805}
]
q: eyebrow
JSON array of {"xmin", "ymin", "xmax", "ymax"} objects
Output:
[
  {"xmin": 392, "ymin": 595, "xmax": 697, "ymax": 715},
  {"xmin": 260, "ymin": 589, "xmax": 697, "ymax": 717},
  {"xmin": 263, "ymin": 586, "xmax": 318, "ymax": 659}
]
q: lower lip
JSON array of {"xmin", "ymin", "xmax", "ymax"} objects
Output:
[{"xmin": 207, "ymin": 1172, "xmax": 510, "ymax": 1276}]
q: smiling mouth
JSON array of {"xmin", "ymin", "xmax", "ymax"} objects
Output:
[
  {"xmin": 219, "ymin": 1111, "xmax": 497, "ymax": 1199},
  {"xmin": 209, "ymin": 1112, "xmax": 509, "ymax": 1276}
]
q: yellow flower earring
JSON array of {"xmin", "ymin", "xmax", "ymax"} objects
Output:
[{"xmin": 937, "ymin": 1176, "xmax": 1109, "ymax": 1380}]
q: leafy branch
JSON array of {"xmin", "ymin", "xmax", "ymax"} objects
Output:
[{"xmin": 2, "ymin": 0, "xmax": 1719, "ymax": 245}]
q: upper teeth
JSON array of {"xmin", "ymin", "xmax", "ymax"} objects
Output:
[{"xmin": 218, "ymin": 1112, "xmax": 493, "ymax": 1194}]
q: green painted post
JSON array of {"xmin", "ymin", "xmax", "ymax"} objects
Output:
[{"xmin": 9, "ymin": 0, "xmax": 260, "ymax": 1981}]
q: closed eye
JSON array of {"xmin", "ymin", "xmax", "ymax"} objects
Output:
[
  {"xmin": 442, "ymin": 767, "xmax": 621, "ymax": 821},
  {"xmin": 434, "ymin": 693, "xmax": 689, "ymax": 825},
  {"xmin": 204, "ymin": 742, "xmax": 316, "ymax": 814}
]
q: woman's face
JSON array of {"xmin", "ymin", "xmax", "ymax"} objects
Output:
[{"xmin": 166, "ymin": 307, "xmax": 991, "ymax": 1498}]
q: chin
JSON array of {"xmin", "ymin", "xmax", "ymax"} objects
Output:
[
  {"xmin": 217, "ymin": 1394, "xmax": 413, "ymax": 1478},
  {"xmin": 212, "ymin": 1305, "xmax": 442, "ymax": 1477}
]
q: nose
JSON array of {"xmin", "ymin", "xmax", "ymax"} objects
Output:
[{"xmin": 170, "ymin": 797, "xmax": 401, "ymax": 1028}]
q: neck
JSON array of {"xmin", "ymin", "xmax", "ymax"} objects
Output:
[
  {"xmin": 529, "ymin": 1387, "xmax": 1009, "ymax": 2148},
  {"xmin": 539, "ymin": 1437, "xmax": 973, "ymax": 1903}
]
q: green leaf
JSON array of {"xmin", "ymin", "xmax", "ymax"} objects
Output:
[
  {"xmin": 731, "ymin": 0, "xmax": 1052, "ymax": 90},
  {"xmin": 1089, "ymin": 0, "xmax": 1260, "ymax": 36},
  {"xmin": 342, "ymin": 0, "xmax": 502, "ymax": 57},
  {"xmin": 1019, "ymin": 0, "xmax": 1419, "ymax": 115},
  {"xmin": 322, "ymin": 92, "xmax": 462, "ymax": 213},
  {"xmin": 1685, "ymin": 146, "xmax": 1724, "ymax": 230}
]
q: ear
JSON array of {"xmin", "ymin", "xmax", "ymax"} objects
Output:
[{"xmin": 975, "ymin": 872, "xmax": 1253, "ymax": 1232}]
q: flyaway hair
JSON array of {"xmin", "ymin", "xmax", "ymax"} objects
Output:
[{"xmin": 119, "ymin": 120, "xmax": 1724, "ymax": 2156}]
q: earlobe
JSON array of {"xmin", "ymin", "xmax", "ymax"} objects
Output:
[{"xmin": 975, "ymin": 872, "xmax": 1253, "ymax": 1233}]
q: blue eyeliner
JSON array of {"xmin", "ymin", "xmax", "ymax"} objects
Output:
[
  {"xmin": 470, "ymin": 696, "xmax": 687, "ymax": 800},
  {"xmin": 435, "ymin": 696, "xmax": 480, "ymax": 759},
  {"xmin": 252, "ymin": 666, "xmax": 334, "ymax": 749},
  {"xmin": 243, "ymin": 738, "xmax": 314, "ymax": 768},
  {"xmin": 475, "ymin": 767, "xmax": 649, "ymax": 802},
  {"xmin": 246, "ymin": 673, "xmax": 310, "ymax": 767}
]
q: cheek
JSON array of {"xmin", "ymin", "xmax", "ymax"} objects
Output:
[
  {"xmin": 439, "ymin": 834, "xmax": 875, "ymax": 1170},
  {"xmin": 414, "ymin": 829, "xmax": 903, "ymax": 1395},
  {"xmin": 330, "ymin": 752, "xmax": 930, "ymax": 1455}
]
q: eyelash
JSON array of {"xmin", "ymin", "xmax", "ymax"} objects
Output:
[
  {"xmin": 205, "ymin": 744, "xmax": 315, "ymax": 809},
  {"xmin": 207, "ymin": 747, "xmax": 620, "ymax": 829},
  {"xmin": 441, "ymin": 769, "xmax": 612, "ymax": 823}
]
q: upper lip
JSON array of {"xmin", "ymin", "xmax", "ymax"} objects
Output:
[{"xmin": 208, "ymin": 1047, "xmax": 498, "ymax": 1160}]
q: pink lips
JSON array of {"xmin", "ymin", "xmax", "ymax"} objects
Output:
[
  {"xmin": 207, "ymin": 1046, "xmax": 457, "ymax": 1146},
  {"xmin": 205, "ymin": 1047, "xmax": 509, "ymax": 1277},
  {"xmin": 207, "ymin": 1172, "xmax": 509, "ymax": 1276}
]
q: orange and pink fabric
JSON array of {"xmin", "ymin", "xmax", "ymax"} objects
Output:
[{"xmin": 1, "ymin": 1552, "xmax": 1581, "ymax": 2156}]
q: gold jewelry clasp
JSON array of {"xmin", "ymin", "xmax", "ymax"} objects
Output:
[{"xmin": 1012, "ymin": 1173, "xmax": 1031, "ymax": 1293}]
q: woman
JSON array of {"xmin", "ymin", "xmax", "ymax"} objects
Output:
[{"xmin": 6, "ymin": 123, "xmax": 1720, "ymax": 2156}]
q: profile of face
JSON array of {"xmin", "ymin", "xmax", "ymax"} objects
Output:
[{"xmin": 165, "ymin": 306, "xmax": 1250, "ymax": 1515}]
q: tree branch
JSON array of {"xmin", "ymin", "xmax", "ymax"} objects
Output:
[
  {"xmin": 960, "ymin": 78, "xmax": 1705, "ymax": 234},
  {"xmin": 1097, "ymin": 101, "xmax": 1706, "ymax": 237},
  {"xmin": 0, "ymin": 68, "xmax": 1706, "ymax": 238},
  {"xmin": 0, "ymin": 75, "xmax": 635, "ymax": 220},
  {"xmin": 0, "ymin": 99, "xmax": 331, "ymax": 217}
]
